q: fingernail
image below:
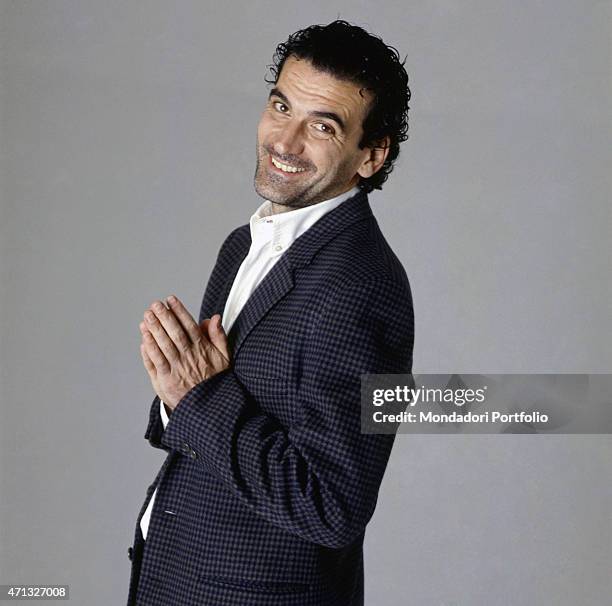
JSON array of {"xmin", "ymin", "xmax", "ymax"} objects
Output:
[{"xmin": 168, "ymin": 295, "xmax": 177, "ymax": 304}]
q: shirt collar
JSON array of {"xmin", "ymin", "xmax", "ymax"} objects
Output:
[{"xmin": 249, "ymin": 186, "xmax": 360, "ymax": 257}]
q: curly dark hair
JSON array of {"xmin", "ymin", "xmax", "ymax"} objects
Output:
[{"xmin": 265, "ymin": 20, "xmax": 411, "ymax": 194}]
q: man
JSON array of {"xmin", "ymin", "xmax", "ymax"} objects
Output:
[{"xmin": 127, "ymin": 20, "xmax": 413, "ymax": 606}]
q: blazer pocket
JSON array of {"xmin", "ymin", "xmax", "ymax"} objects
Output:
[
  {"xmin": 235, "ymin": 375, "xmax": 300, "ymax": 426},
  {"xmin": 198, "ymin": 575, "xmax": 310, "ymax": 595},
  {"xmin": 235, "ymin": 369, "xmax": 287, "ymax": 381}
]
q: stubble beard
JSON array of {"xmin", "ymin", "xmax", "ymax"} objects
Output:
[
  {"xmin": 253, "ymin": 149, "xmax": 317, "ymax": 209},
  {"xmin": 253, "ymin": 145, "xmax": 356, "ymax": 210}
]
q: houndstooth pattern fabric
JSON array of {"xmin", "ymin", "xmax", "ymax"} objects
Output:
[{"xmin": 126, "ymin": 190, "xmax": 414, "ymax": 606}]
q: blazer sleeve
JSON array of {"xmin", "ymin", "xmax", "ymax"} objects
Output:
[
  {"xmin": 143, "ymin": 226, "xmax": 246, "ymax": 452},
  {"xmin": 144, "ymin": 395, "xmax": 173, "ymax": 453},
  {"xmin": 160, "ymin": 278, "xmax": 414, "ymax": 549}
]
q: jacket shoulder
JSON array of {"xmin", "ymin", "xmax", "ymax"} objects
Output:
[
  {"xmin": 312, "ymin": 215, "xmax": 411, "ymax": 295},
  {"xmin": 221, "ymin": 223, "xmax": 250, "ymax": 254}
]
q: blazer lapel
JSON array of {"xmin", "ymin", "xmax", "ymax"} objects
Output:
[
  {"xmin": 226, "ymin": 189, "xmax": 373, "ymax": 359},
  {"xmin": 227, "ymin": 253, "xmax": 294, "ymax": 357},
  {"xmin": 217, "ymin": 250, "xmax": 249, "ymax": 321}
]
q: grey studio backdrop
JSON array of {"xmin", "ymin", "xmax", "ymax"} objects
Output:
[{"xmin": 1, "ymin": 1, "xmax": 610, "ymax": 605}]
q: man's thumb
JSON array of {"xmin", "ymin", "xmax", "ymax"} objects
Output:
[{"xmin": 208, "ymin": 314, "xmax": 230, "ymax": 361}]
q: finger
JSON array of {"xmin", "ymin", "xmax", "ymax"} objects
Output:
[
  {"xmin": 140, "ymin": 343, "xmax": 156, "ymax": 376},
  {"xmin": 142, "ymin": 326, "xmax": 171, "ymax": 373},
  {"xmin": 145, "ymin": 305, "xmax": 180, "ymax": 362},
  {"xmin": 166, "ymin": 295, "xmax": 203, "ymax": 344},
  {"xmin": 149, "ymin": 300, "xmax": 190, "ymax": 351},
  {"xmin": 208, "ymin": 314, "xmax": 230, "ymax": 361},
  {"xmin": 139, "ymin": 322, "xmax": 156, "ymax": 372},
  {"xmin": 200, "ymin": 318, "xmax": 211, "ymax": 337}
]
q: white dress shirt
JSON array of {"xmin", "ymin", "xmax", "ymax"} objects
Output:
[{"xmin": 140, "ymin": 185, "xmax": 360, "ymax": 540}]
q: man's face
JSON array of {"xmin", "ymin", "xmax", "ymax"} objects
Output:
[{"xmin": 254, "ymin": 56, "xmax": 374, "ymax": 210}]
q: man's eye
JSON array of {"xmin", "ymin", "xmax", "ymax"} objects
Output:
[
  {"xmin": 314, "ymin": 123, "xmax": 334, "ymax": 135},
  {"xmin": 273, "ymin": 101, "xmax": 289, "ymax": 113}
]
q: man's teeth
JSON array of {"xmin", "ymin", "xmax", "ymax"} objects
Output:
[{"xmin": 271, "ymin": 156, "xmax": 306, "ymax": 173}]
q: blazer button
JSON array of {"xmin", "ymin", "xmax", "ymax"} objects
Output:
[
  {"xmin": 190, "ymin": 448, "xmax": 198, "ymax": 460},
  {"xmin": 127, "ymin": 546, "xmax": 134, "ymax": 561},
  {"xmin": 180, "ymin": 442, "xmax": 191, "ymax": 455}
]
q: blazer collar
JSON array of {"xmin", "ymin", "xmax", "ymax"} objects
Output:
[
  {"xmin": 226, "ymin": 188, "xmax": 372, "ymax": 358},
  {"xmin": 283, "ymin": 188, "xmax": 372, "ymax": 269}
]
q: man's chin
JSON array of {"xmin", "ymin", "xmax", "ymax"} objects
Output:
[{"xmin": 254, "ymin": 179, "xmax": 303, "ymax": 207}]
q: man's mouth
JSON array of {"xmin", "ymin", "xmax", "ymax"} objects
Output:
[{"xmin": 270, "ymin": 155, "xmax": 307, "ymax": 174}]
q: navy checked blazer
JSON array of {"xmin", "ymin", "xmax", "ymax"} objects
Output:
[{"xmin": 127, "ymin": 189, "xmax": 414, "ymax": 606}]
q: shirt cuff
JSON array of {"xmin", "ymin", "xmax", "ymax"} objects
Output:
[{"xmin": 159, "ymin": 399, "xmax": 170, "ymax": 429}]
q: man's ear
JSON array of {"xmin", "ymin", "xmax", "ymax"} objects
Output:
[{"xmin": 357, "ymin": 136, "xmax": 391, "ymax": 179}]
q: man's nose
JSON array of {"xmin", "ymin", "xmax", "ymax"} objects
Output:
[{"xmin": 272, "ymin": 120, "xmax": 305, "ymax": 158}]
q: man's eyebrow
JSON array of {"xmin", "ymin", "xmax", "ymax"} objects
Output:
[
  {"xmin": 268, "ymin": 87, "xmax": 289, "ymax": 104},
  {"xmin": 268, "ymin": 87, "xmax": 346, "ymax": 132}
]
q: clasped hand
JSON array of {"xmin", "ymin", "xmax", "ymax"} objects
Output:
[{"xmin": 139, "ymin": 295, "xmax": 230, "ymax": 410}]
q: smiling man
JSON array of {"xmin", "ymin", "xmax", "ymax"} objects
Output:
[
  {"xmin": 256, "ymin": 56, "xmax": 381, "ymax": 209},
  {"xmin": 127, "ymin": 20, "xmax": 413, "ymax": 606}
]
